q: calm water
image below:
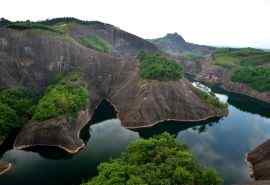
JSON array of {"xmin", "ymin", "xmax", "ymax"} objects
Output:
[{"xmin": 1, "ymin": 87, "xmax": 270, "ymax": 185}]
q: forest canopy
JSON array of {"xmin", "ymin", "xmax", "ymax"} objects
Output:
[{"xmin": 82, "ymin": 133, "xmax": 223, "ymax": 185}]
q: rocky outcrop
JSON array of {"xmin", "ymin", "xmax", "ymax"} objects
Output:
[
  {"xmin": 0, "ymin": 28, "xmax": 227, "ymax": 153},
  {"xmin": 247, "ymin": 139, "xmax": 270, "ymax": 181},
  {"xmin": 0, "ymin": 160, "xmax": 11, "ymax": 175},
  {"xmin": 14, "ymin": 109, "xmax": 91, "ymax": 154}
]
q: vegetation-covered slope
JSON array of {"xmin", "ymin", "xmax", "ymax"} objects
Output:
[
  {"xmin": 214, "ymin": 48, "xmax": 270, "ymax": 92},
  {"xmin": 82, "ymin": 133, "xmax": 223, "ymax": 185}
]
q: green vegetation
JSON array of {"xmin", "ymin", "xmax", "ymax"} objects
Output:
[
  {"xmin": 231, "ymin": 67, "xmax": 270, "ymax": 92},
  {"xmin": 33, "ymin": 73, "xmax": 89, "ymax": 121},
  {"xmin": 6, "ymin": 21, "xmax": 62, "ymax": 33},
  {"xmin": 82, "ymin": 133, "xmax": 223, "ymax": 185},
  {"xmin": 182, "ymin": 53, "xmax": 204, "ymax": 61},
  {"xmin": 213, "ymin": 48, "xmax": 270, "ymax": 92},
  {"xmin": 79, "ymin": 35, "xmax": 112, "ymax": 53},
  {"xmin": 214, "ymin": 47, "xmax": 270, "ymax": 69},
  {"xmin": 193, "ymin": 87, "xmax": 227, "ymax": 110},
  {"xmin": 0, "ymin": 102, "xmax": 19, "ymax": 139},
  {"xmin": 0, "ymin": 88, "xmax": 36, "ymax": 138},
  {"xmin": 138, "ymin": 52, "xmax": 183, "ymax": 81}
]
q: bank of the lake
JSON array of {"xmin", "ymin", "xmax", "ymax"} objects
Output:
[{"xmin": 0, "ymin": 86, "xmax": 270, "ymax": 185}]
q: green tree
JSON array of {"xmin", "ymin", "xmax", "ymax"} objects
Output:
[{"xmin": 82, "ymin": 133, "xmax": 223, "ymax": 185}]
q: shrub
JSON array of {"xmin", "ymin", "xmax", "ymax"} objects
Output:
[
  {"xmin": 79, "ymin": 35, "xmax": 112, "ymax": 53},
  {"xmin": 82, "ymin": 133, "xmax": 223, "ymax": 185},
  {"xmin": 193, "ymin": 87, "xmax": 227, "ymax": 110},
  {"xmin": 138, "ymin": 52, "xmax": 183, "ymax": 81},
  {"xmin": 0, "ymin": 87, "xmax": 37, "ymax": 139},
  {"xmin": 33, "ymin": 73, "xmax": 89, "ymax": 121}
]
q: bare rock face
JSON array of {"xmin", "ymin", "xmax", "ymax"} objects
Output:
[
  {"xmin": 0, "ymin": 160, "xmax": 11, "ymax": 175},
  {"xmin": 0, "ymin": 28, "xmax": 227, "ymax": 153},
  {"xmin": 68, "ymin": 23, "xmax": 160, "ymax": 57},
  {"xmin": 247, "ymin": 139, "xmax": 270, "ymax": 181},
  {"xmin": 14, "ymin": 109, "xmax": 91, "ymax": 153}
]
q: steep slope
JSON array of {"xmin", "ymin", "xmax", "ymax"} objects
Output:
[
  {"xmin": 0, "ymin": 23, "xmax": 227, "ymax": 161},
  {"xmin": 0, "ymin": 18, "xmax": 160, "ymax": 57},
  {"xmin": 150, "ymin": 33, "xmax": 215, "ymax": 58}
]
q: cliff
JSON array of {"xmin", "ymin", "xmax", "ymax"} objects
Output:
[{"xmin": 0, "ymin": 26, "xmax": 227, "ymax": 154}]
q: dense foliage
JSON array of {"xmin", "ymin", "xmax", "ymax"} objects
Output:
[
  {"xmin": 193, "ymin": 87, "xmax": 227, "ymax": 110},
  {"xmin": 79, "ymin": 35, "xmax": 112, "ymax": 53},
  {"xmin": 138, "ymin": 52, "xmax": 183, "ymax": 81},
  {"xmin": 0, "ymin": 88, "xmax": 36, "ymax": 138},
  {"xmin": 33, "ymin": 73, "xmax": 89, "ymax": 121},
  {"xmin": 231, "ymin": 67, "xmax": 270, "ymax": 92},
  {"xmin": 82, "ymin": 133, "xmax": 223, "ymax": 185}
]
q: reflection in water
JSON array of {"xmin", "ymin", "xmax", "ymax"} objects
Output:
[
  {"xmin": 0, "ymin": 119, "xmax": 139, "ymax": 185},
  {"xmin": 212, "ymin": 86, "xmax": 270, "ymax": 118},
  {"xmin": 1, "ymin": 86, "xmax": 270, "ymax": 185},
  {"xmin": 137, "ymin": 91, "xmax": 270, "ymax": 185}
]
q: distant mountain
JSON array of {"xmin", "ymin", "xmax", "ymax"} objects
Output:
[{"xmin": 150, "ymin": 33, "xmax": 215, "ymax": 58}]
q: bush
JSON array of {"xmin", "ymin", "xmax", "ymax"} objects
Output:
[
  {"xmin": 0, "ymin": 87, "xmax": 36, "ymax": 139},
  {"xmin": 33, "ymin": 73, "xmax": 89, "ymax": 121},
  {"xmin": 79, "ymin": 35, "xmax": 112, "ymax": 53},
  {"xmin": 82, "ymin": 133, "xmax": 223, "ymax": 185},
  {"xmin": 231, "ymin": 67, "xmax": 270, "ymax": 92},
  {"xmin": 193, "ymin": 87, "xmax": 227, "ymax": 110},
  {"xmin": 138, "ymin": 52, "xmax": 183, "ymax": 81}
]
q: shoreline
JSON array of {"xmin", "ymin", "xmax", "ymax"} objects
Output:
[
  {"xmin": 126, "ymin": 111, "xmax": 228, "ymax": 129},
  {"xmin": 0, "ymin": 162, "xmax": 12, "ymax": 176}
]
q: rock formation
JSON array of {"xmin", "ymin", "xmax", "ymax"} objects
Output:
[{"xmin": 0, "ymin": 23, "xmax": 227, "ymax": 156}]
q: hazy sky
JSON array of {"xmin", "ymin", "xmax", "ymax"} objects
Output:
[{"xmin": 2, "ymin": 0, "xmax": 270, "ymax": 48}]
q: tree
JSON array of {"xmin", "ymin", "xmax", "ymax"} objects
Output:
[{"xmin": 82, "ymin": 133, "xmax": 223, "ymax": 185}]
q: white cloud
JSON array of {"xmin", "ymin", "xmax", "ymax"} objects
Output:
[{"xmin": 1, "ymin": 0, "xmax": 270, "ymax": 48}]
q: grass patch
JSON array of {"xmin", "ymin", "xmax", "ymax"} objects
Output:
[
  {"xmin": 33, "ymin": 72, "xmax": 89, "ymax": 121},
  {"xmin": 138, "ymin": 52, "xmax": 183, "ymax": 81},
  {"xmin": 82, "ymin": 133, "xmax": 223, "ymax": 185},
  {"xmin": 231, "ymin": 67, "xmax": 270, "ymax": 92},
  {"xmin": 79, "ymin": 35, "xmax": 112, "ymax": 53}
]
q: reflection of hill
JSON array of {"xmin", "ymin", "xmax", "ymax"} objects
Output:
[
  {"xmin": 212, "ymin": 86, "xmax": 270, "ymax": 118},
  {"xmin": 134, "ymin": 117, "xmax": 222, "ymax": 138}
]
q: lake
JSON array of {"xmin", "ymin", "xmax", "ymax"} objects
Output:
[{"xmin": 0, "ymin": 86, "xmax": 270, "ymax": 185}]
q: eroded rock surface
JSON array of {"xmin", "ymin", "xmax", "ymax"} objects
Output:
[
  {"xmin": 0, "ymin": 160, "xmax": 11, "ymax": 175},
  {"xmin": 247, "ymin": 139, "xmax": 270, "ymax": 181},
  {"xmin": 0, "ymin": 28, "xmax": 227, "ymax": 153}
]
